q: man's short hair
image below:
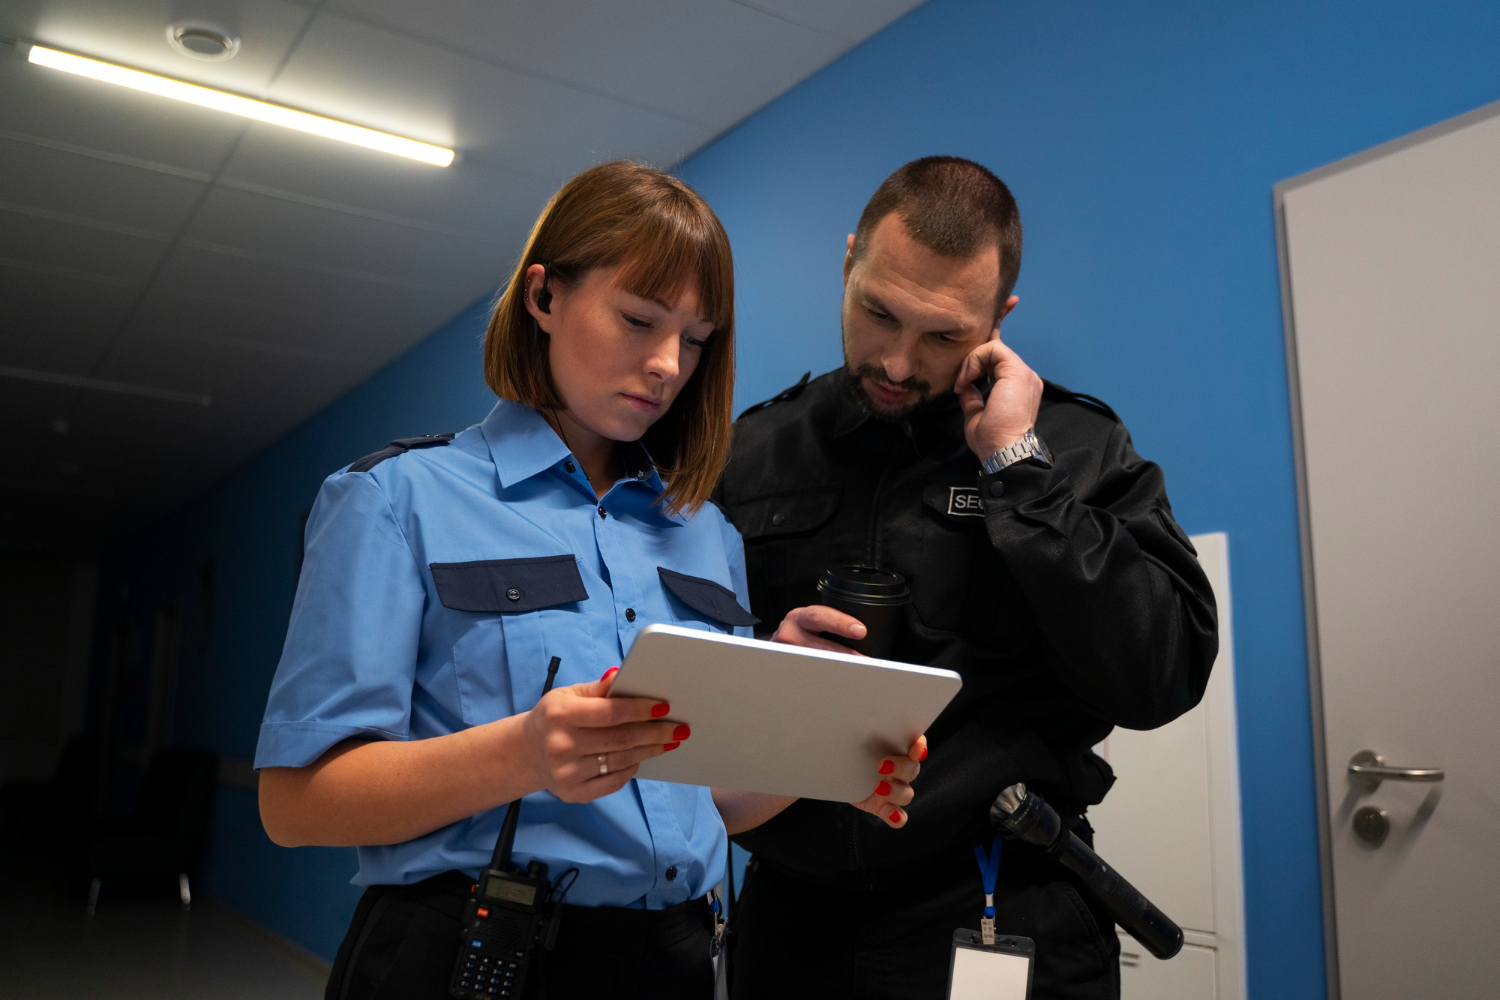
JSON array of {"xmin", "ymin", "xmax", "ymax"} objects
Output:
[{"xmin": 850, "ymin": 156, "xmax": 1023, "ymax": 304}]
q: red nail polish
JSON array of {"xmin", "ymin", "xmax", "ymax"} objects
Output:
[
  {"xmin": 875, "ymin": 781, "xmax": 891, "ymax": 797},
  {"xmin": 651, "ymin": 702, "xmax": 670, "ymax": 718},
  {"xmin": 889, "ymin": 808, "xmax": 903, "ymax": 823},
  {"xmin": 602, "ymin": 667, "xmax": 619, "ymax": 681},
  {"xmin": 878, "ymin": 760, "xmax": 895, "ymax": 775},
  {"xmin": 919, "ymin": 746, "xmax": 928, "ymax": 762},
  {"xmin": 663, "ymin": 741, "xmax": 681, "ymax": 752},
  {"xmin": 672, "ymin": 724, "xmax": 691, "ymax": 741}
]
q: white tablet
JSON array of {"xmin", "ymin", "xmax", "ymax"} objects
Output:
[{"xmin": 610, "ymin": 624, "xmax": 962, "ymax": 803}]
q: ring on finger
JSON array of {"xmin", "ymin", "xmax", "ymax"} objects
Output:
[{"xmin": 596, "ymin": 753, "xmax": 609, "ymax": 777}]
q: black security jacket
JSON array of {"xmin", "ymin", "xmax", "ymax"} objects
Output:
[{"xmin": 712, "ymin": 370, "xmax": 1218, "ymax": 879}]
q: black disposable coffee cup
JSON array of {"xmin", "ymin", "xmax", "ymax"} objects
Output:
[{"xmin": 816, "ymin": 565, "xmax": 911, "ymax": 659}]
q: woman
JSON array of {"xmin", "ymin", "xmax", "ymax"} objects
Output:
[{"xmin": 255, "ymin": 161, "xmax": 922, "ymax": 999}]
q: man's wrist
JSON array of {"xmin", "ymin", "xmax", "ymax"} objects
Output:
[{"xmin": 980, "ymin": 428, "xmax": 1052, "ymax": 474}]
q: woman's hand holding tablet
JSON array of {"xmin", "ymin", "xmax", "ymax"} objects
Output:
[
  {"xmin": 776, "ymin": 602, "xmax": 930, "ymax": 828},
  {"xmin": 520, "ymin": 667, "xmax": 690, "ymax": 802}
]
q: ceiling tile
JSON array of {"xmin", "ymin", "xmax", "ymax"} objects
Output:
[
  {"xmin": 4, "ymin": 0, "xmax": 317, "ymax": 98},
  {"xmin": 127, "ymin": 283, "xmax": 406, "ymax": 362},
  {"xmin": 0, "ymin": 205, "xmax": 167, "ymax": 285},
  {"xmin": 181, "ymin": 184, "xmax": 504, "ymax": 293},
  {"xmin": 97, "ymin": 323, "xmax": 364, "ymax": 401},
  {"xmin": 326, "ymin": 0, "xmax": 852, "ymax": 128},
  {"xmin": 217, "ymin": 137, "xmax": 553, "ymax": 249},
  {"xmin": 266, "ymin": 13, "xmax": 716, "ymax": 180},
  {"xmin": 727, "ymin": 0, "xmax": 923, "ymax": 41},
  {"xmin": 0, "ymin": 42, "xmax": 243, "ymax": 175},
  {"xmin": 0, "ymin": 266, "xmax": 138, "ymax": 373},
  {"xmin": 0, "ymin": 127, "xmax": 206, "ymax": 234}
]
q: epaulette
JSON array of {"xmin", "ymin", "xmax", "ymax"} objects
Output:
[
  {"xmin": 736, "ymin": 371, "xmax": 810, "ymax": 421},
  {"xmin": 1041, "ymin": 380, "xmax": 1120, "ymax": 423},
  {"xmin": 347, "ymin": 433, "xmax": 455, "ymax": 473}
]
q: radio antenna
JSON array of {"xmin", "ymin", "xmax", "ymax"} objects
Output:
[{"xmin": 490, "ymin": 657, "xmax": 561, "ymax": 871}]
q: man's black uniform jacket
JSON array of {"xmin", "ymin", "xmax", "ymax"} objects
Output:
[{"xmin": 713, "ymin": 369, "xmax": 1219, "ymax": 879}]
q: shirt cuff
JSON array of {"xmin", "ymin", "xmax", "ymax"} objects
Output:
[
  {"xmin": 977, "ymin": 460, "xmax": 1056, "ymax": 513},
  {"xmin": 254, "ymin": 721, "xmax": 405, "ymax": 770}
]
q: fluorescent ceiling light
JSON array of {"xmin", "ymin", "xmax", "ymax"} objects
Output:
[{"xmin": 27, "ymin": 44, "xmax": 454, "ymax": 167}]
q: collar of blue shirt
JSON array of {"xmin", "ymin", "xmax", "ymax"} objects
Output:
[{"xmin": 480, "ymin": 399, "xmax": 677, "ymax": 522}]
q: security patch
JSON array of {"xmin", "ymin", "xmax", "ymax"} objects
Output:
[{"xmin": 946, "ymin": 486, "xmax": 984, "ymax": 517}]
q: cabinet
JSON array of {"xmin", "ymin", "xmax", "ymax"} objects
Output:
[{"xmin": 1090, "ymin": 533, "xmax": 1246, "ymax": 1000}]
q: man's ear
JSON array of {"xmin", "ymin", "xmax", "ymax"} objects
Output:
[
  {"xmin": 994, "ymin": 294, "xmax": 1020, "ymax": 335},
  {"xmin": 843, "ymin": 233, "xmax": 856, "ymax": 286}
]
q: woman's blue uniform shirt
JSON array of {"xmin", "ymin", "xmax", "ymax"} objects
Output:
[{"xmin": 255, "ymin": 399, "xmax": 752, "ymax": 908}]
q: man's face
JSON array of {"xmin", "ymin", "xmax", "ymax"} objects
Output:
[{"xmin": 841, "ymin": 212, "xmax": 1011, "ymax": 419}]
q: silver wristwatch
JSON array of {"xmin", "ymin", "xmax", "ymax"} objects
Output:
[{"xmin": 981, "ymin": 428, "xmax": 1052, "ymax": 474}]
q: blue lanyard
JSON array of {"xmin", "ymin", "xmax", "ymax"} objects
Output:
[{"xmin": 973, "ymin": 834, "xmax": 1002, "ymax": 919}]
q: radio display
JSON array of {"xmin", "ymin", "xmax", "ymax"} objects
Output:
[{"xmin": 482, "ymin": 875, "xmax": 537, "ymax": 907}]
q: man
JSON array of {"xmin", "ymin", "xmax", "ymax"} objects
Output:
[{"xmin": 716, "ymin": 157, "xmax": 1218, "ymax": 999}]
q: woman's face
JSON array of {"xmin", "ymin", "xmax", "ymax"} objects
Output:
[{"xmin": 524, "ymin": 263, "xmax": 715, "ymax": 443}]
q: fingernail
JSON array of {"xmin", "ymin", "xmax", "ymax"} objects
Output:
[
  {"xmin": 663, "ymin": 741, "xmax": 681, "ymax": 752},
  {"xmin": 651, "ymin": 702, "xmax": 670, "ymax": 718},
  {"xmin": 878, "ymin": 760, "xmax": 895, "ymax": 775},
  {"xmin": 852, "ymin": 624, "xmax": 867, "ymax": 637},
  {"xmin": 602, "ymin": 667, "xmax": 619, "ymax": 681},
  {"xmin": 919, "ymin": 746, "xmax": 928, "ymax": 762},
  {"xmin": 875, "ymin": 781, "xmax": 891, "ymax": 796},
  {"xmin": 672, "ymin": 724, "xmax": 691, "ymax": 741},
  {"xmin": 889, "ymin": 808, "xmax": 904, "ymax": 824}
]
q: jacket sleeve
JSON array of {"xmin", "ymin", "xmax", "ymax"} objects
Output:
[{"xmin": 979, "ymin": 418, "xmax": 1218, "ymax": 730}]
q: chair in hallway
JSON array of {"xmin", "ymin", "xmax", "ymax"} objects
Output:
[
  {"xmin": 83, "ymin": 746, "xmax": 218, "ymax": 914},
  {"xmin": 0, "ymin": 734, "xmax": 101, "ymax": 849}
]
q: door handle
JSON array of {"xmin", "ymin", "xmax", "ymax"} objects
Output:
[{"xmin": 1348, "ymin": 749, "xmax": 1444, "ymax": 788}]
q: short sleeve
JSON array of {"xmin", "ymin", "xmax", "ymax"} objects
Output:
[
  {"xmin": 719, "ymin": 515, "xmax": 755, "ymax": 639},
  {"xmin": 254, "ymin": 472, "xmax": 427, "ymax": 769}
]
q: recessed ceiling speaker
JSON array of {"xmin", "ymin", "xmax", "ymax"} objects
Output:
[{"xmin": 166, "ymin": 23, "xmax": 240, "ymax": 61}]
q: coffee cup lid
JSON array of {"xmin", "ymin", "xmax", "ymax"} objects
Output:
[{"xmin": 817, "ymin": 565, "xmax": 911, "ymax": 602}]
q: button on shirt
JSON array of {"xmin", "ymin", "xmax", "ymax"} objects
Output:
[{"xmin": 255, "ymin": 399, "xmax": 752, "ymax": 907}]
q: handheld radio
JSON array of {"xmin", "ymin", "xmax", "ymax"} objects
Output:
[{"xmin": 449, "ymin": 657, "xmax": 574, "ymax": 999}]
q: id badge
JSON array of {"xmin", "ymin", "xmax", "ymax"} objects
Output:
[{"xmin": 947, "ymin": 929, "xmax": 1034, "ymax": 1000}]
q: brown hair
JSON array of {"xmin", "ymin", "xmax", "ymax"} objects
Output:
[
  {"xmin": 850, "ymin": 156, "xmax": 1023, "ymax": 307},
  {"xmin": 485, "ymin": 161, "xmax": 735, "ymax": 516}
]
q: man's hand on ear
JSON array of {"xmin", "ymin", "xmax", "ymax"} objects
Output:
[{"xmin": 954, "ymin": 332, "xmax": 1043, "ymax": 461}]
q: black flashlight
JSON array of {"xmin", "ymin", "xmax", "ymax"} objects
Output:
[{"xmin": 989, "ymin": 782, "xmax": 1184, "ymax": 960}]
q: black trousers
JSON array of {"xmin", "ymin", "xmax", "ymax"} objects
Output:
[
  {"xmin": 728, "ymin": 838, "xmax": 1121, "ymax": 1000},
  {"xmin": 326, "ymin": 870, "xmax": 716, "ymax": 1000}
]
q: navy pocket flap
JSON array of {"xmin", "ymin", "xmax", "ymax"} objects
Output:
[
  {"xmin": 431, "ymin": 556, "xmax": 588, "ymax": 614},
  {"xmin": 658, "ymin": 567, "xmax": 760, "ymax": 627}
]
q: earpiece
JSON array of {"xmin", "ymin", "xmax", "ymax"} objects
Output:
[{"xmin": 536, "ymin": 263, "xmax": 554, "ymax": 314}]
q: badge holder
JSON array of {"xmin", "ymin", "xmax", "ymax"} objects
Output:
[
  {"xmin": 946, "ymin": 835, "xmax": 1035, "ymax": 1000},
  {"xmin": 947, "ymin": 930, "xmax": 1034, "ymax": 1000}
]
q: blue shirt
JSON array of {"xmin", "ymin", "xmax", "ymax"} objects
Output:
[{"xmin": 255, "ymin": 399, "xmax": 751, "ymax": 907}]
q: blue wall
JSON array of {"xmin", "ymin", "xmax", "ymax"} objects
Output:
[{"xmin": 94, "ymin": 0, "xmax": 1500, "ymax": 992}]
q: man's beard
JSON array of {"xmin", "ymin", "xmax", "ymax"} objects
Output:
[{"xmin": 844, "ymin": 361, "xmax": 935, "ymax": 422}]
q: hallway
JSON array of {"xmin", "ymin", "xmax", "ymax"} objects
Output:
[{"xmin": 0, "ymin": 862, "xmax": 325, "ymax": 999}]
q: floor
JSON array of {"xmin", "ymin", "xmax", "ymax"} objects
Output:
[{"xmin": 0, "ymin": 861, "xmax": 326, "ymax": 1000}]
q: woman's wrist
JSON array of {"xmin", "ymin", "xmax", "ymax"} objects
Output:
[{"xmin": 478, "ymin": 710, "xmax": 547, "ymax": 802}]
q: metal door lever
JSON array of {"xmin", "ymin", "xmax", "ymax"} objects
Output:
[{"xmin": 1348, "ymin": 750, "xmax": 1444, "ymax": 788}]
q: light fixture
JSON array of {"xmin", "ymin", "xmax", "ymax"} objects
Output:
[
  {"xmin": 167, "ymin": 24, "xmax": 241, "ymax": 62},
  {"xmin": 26, "ymin": 44, "xmax": 454, "ymax": 167}
]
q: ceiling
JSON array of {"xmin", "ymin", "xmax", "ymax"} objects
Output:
[{"xmin": 0, "ymin": 0, "xmax": 924, "ymax": 557}]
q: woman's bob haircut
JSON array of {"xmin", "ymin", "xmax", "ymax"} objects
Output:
[{"xmin": 485, "ymin": 161, "xmax": 735, "ymax": 516}]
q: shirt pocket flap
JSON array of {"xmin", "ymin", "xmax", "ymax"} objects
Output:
[
  {"xmin": 431, "ymin": 555, "xmax": 588, "ymax": 614},
  {"xmin": 731, "ymin": 486, "xmax": 841, "ymax": 540},
  {"xmin": 657, "ymin": 567, "xmax": 760, "ymax": 627}
]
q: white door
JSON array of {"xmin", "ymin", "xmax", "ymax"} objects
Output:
[{"xmin": 1277, "ymin": 100, "xmax": 1500, "ymax": 999}]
